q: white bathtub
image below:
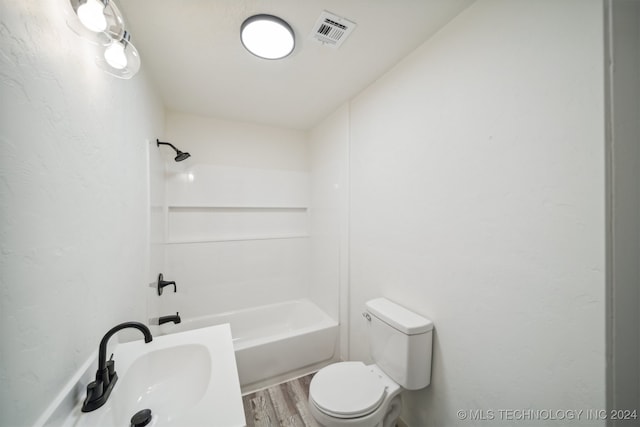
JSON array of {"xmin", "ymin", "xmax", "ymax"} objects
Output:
[{"xmin": 159, "ymin": 299, "xmax": 338, "ymax": 387}]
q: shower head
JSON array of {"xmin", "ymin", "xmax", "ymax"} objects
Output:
[
  {"xmin": 156, "ymin": 139, "xmax": 191, "ymax": 162},
  {"xmin": 174, "ymin": 150, "xmax": 191, "ymax": 162}
]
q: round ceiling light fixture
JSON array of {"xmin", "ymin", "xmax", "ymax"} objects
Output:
[{"xmin": 241, "ymin": 14, "xmax": 295, "ymax": 60}]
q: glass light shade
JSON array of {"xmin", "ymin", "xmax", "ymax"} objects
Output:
[
  {"xmin": 96, "ymin": 32, "xmax": 141, "ymax": 79},
  {"xmin": 66, "ymin": 0, "xmax": 125, "ymax": 45},
  {"xmin": 77, "ymin": 0, "xmax": 107, "ymax": 32},
  {"xmin": 104, "ymin": 41, "xmax": 127, "ymax": 69},
  {"xmin": 241, "ymin": 14, "xmax": 295, "ymax": 60}
]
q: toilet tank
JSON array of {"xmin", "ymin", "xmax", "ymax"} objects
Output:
[{"xmin": 365, "ymin": 298, "xmax": 433, "ymax": 390}]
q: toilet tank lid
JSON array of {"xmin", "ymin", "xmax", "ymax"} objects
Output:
[{"xmin": 366, "ymin": 298, "xmax": 433, "ymax": 335}]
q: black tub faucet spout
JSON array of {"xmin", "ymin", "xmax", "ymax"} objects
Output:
[
  {"xmin": 82, "ymin": 321, "xmax": 153, "ymax": 412},
  {"xmin": 159, "ymin": 312, "xmax": 181, "ymax": 325}
]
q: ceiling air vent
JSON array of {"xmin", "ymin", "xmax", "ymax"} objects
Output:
[{"xmin": 310, "ymin": 11, "xmax": 356, "ymax": 48}]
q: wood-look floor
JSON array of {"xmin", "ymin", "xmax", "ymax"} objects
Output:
[{"xmin": 242, "ymin": 374, "xmax": 320, "ymax": 427}]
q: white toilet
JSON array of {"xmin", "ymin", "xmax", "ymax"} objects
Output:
[{"xmin": 309, "ymin": 298, "xmax": 433, "ymax": 427}]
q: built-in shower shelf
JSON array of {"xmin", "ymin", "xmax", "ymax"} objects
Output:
[
  {"xmin": 167, "ymin": 205, "xmax": 308, "ymax": 210},
  {"xmin": 166, "ymin": 233, "xmax": 310, "ymax": 244},
  {"xmin": 166, "ymin": 204, "xmax": 309, "ymax": 244}
]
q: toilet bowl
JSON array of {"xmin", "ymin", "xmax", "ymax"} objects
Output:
[
  {"xmin": 309, "ymin": 362, "xmax": 402, "ymax": 427},
  {"xmin": 308, "ymin": 298, "xmax": 433, "ymax": 427}
]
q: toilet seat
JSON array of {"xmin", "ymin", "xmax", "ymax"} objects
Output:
[{"xmin": 310, "ymin": 362, "xmax": 387, "ymax": 419}]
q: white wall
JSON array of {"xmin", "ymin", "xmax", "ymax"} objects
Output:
[
  {"xmin": 346, "ymin": 1, "xmax": 606, "ymax": 425},
  {"xmin": 309, "ymin": 105, "xmax": 350, "ymax": 356},
  {"xmin": 165, "ymin": 112, "xmax": 308, "ymax": 171},
  {"xmin": 159, "ymin": 112, "xmax": 311, "ymax": 317},
  {"xmin": 0, "ymin": 2, "xmax": 164, "ymax": 426},
  {"xmin": 607, "ymin": 0, "xmax": 640, "ymax": 420}
]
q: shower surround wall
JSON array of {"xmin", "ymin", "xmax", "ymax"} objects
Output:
[
  {"xmin": 159, "ymin": 112, "xmax": 312, "ymax": 317},
  {"xmin": 0, "ymin": 2, "xmax": 164, "ymax": 426}
]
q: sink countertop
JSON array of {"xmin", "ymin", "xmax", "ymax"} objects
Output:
[{"xmin": 64, "ymin": 323, "xmax": 246, "ymax": 427}]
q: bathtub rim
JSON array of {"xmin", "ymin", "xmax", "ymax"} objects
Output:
[{"xmin": 160, "ymin": 298, "xmax": 338, "ymax": 350}]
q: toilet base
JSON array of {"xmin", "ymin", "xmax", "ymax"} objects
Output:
[{"xmin": 382, "ymin": 395, "xmax": 402, "ymax": 427}]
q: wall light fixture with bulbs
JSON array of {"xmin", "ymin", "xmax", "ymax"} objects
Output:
[{"xmin": 65, "ymin": 0, "xmax": 140, "ymax": 79}]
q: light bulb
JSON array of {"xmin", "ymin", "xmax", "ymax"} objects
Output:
[
  {"xmin": 104, "ymin": 41, "xmax": 127, "ymax": 69},
  {"xmin": 76, "ymin": 0, "xmax": 107, "ymax": 32}
]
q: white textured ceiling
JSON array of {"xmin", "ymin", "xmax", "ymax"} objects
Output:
[{"xmin": 119, "ymin": 0, "xmax": 474, "ymax": 129}]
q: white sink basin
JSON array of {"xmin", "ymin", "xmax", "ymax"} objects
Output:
[{"xmin": 68, "ymin": 324, "xmax": 245, "ymax": 427}]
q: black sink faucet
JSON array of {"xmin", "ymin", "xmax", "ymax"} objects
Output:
[{"xmin": 82, "ymin": 321, "xmax": 153, "ymax": 412}]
